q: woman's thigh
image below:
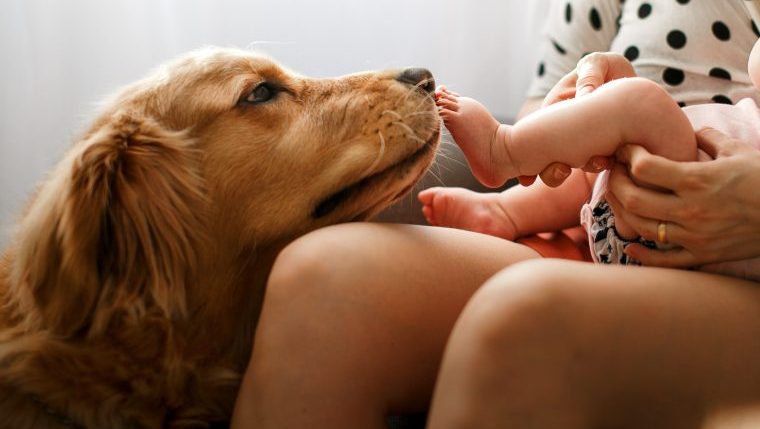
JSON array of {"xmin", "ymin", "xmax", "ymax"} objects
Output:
[
  {"xmin": 236, "ymin": 223, "xmax": 540, "ymax": 423},
  {"xmin": 435, "ymin": 259, "xmax": 760, "ymax": 427}
]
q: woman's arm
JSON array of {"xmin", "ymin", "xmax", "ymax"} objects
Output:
[{"xmin": 607, "ymin": 128, "xmax": 760, "ymax": 267}]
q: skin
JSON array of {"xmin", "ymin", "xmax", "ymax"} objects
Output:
[
  {"xmin": 231, "ymin": 52, "xmax": 760, "ymax": 428},
  {"xmin": 425, "ymin": 47, "xmax": 760, "ymax": 427},
  {"xmin": 423, "ymin": 73, "xmax": 695, "ymax": 242},
  {"xmin": 427, "ymin": 259, "xmax": 760, "ymax": 429},
  {"xmin": 230, "ymin": 224, "xmax": 542, "ymax": 428}
]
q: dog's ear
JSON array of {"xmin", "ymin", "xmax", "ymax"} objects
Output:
[{"xmin": 12, "ymin": 113, "xmax": 205, "ymax": 337}]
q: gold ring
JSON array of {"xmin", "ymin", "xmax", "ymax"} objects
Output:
[{"xmin": 657, "ymin": 222, "xmax": 668, "ymax": 244}]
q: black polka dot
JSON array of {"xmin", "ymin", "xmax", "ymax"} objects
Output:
[
  {"xmin": 712, "ymin": 21, "xmax": 731, "ymax": 41},
  {"xmin": 589, "ymin": 7, "xmax": 602, "ymax": 30},
  {"xmin": 712, "ymin": 95, "xmax": 733, "ymax": 104},
  {"xmin": 624, "ymin": 46, "xmax": 640, "ymax": 61},
  {"xmin": 663, "ymin": 68, "xmax": 685, "ymax": 86},
  {"xmin": 752, "ymin": 20, "xmax": 760, "ymax": 38},
  {"xmin": 677, "ymin": 101, "xmax": 686, "ymax": 107},
  {"xmin": 638, "ymin": 3, "xmax": 652, "ymax": 19},
  {"xmin": 552, "ymin": 39, "xmax": 567, "ymax": 55},
  {"xmin": 676, "ymin": 0, "xmax": 690, "ymax": 4},
  {"xmin": 565, "ymin": 3, "xmax": 572, "ymax": 23},
  {"xmin": 709, "ymin": 67, "xmax": 732, "ymax": 80},
  {"xmin": 666, "ymin": 30, "xmax": 687, "ymax": 49},
  {"xmin": 538, "ymin": 62, "xmax": 545, "ymax": 77}
]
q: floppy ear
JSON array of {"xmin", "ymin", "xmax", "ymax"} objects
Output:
[{"xmin": 11, "ymin": 112, "xmax": 206, "ymax": 337}]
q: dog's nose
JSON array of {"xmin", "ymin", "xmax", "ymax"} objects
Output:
[{"xmin": 396, "ymin": 68, "xmax": 435, "ymax": 94}]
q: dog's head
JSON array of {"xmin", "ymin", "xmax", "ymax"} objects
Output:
[{"xmin": 7, "ymin": 47, "xmax": 440, "ymax": 336}]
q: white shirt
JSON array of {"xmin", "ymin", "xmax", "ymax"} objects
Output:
[{"xmin": 528, "ymin": 0, "xmax": 760, "ymax": 106}]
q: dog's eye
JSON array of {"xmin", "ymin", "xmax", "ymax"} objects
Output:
[{"xmin": 243, "ymin": 83, "xmax": 278, "ymax": 104}]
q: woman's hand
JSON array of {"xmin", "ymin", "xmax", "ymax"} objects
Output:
[
  {"xmin": 519, "ymin": 52, "xmax": 636, "ymax": 187},
  {"xmin": 607, "ymin": 128, "xmax": 760, "ymax": 267}
]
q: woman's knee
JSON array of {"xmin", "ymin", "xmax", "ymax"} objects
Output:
[
  {"xmin": 266, "ymin": 225, "xmax": 360, "ymax": 308},
  {"xmin": 453, "ymin": 259, "xmax": 586, "ymax": 359}
]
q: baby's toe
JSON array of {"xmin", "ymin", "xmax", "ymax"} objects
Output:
[
  {"xmin": 435, "ymin": 98, "xmax": 459, "ymax": 112},
  {"xmin": 421, "ymin": 205, "xmax": 436, "ymax": 225}
]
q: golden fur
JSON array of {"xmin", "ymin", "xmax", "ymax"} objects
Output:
[{"xmin": 0, "ymin": 47, "xmax": 439, "ymax": 428}]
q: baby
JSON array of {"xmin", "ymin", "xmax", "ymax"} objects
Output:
[{"xmin": 420, "ymin": 44, "xmax": 760, "ymax": 280}]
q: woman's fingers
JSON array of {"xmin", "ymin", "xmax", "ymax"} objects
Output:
[
  {"xmin": 605, "ymin": 192, "xmax": 687, "ymax": 245},
  {"xmin": 695, "ymin": 127, "xmax": 753, "ymax": 159},
  {"xmin": 615, "ymin": 145, "xmax": 689, "ymax": 191},
  {"xmin": 623, "ymin": 243, "xmax": 698, "ymax": 268},
  {"xmin": 607, "ymin": 166, "xmax": 682, "ymax": 221},
  {"xmin": 538, "ymin": 163, "xmax": 572, "ymax": 187},
  {"xmin": 575, "ymin": 54, "xmax": 608, "ymax": 96},
  {"xmin": 543, "ymin": 70, "xmax": 579, "ymax": 107},
  {"xmin": 575, "ymin": 52, "xmax": 636, "ymax": 96},
  {"xmin": 582, "ymin": 156, "xmax": 611, "ymax": 173}
]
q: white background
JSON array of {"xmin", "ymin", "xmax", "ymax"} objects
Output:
[{"xmin": 0, "ymin": 0, "xmax": 550, "ymax": 246}]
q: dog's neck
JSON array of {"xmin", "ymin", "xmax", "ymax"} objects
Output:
[
  {"xmin": 0, "ymin": 229, "xmax": 289, "ymax": 428},
  {"xmin": 187, "ymin": 235, "xmax": 288, "ymax": 367}
]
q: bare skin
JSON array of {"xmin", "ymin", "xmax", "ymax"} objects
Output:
[
  {"xmin": 427, "ymin": 259, "xmax": 760, "ymax": 429},
  {"xmin": 422, "ymin": 77, "xmax": 696, "ymax": 242},
  {"xmin": 229, "ymin": 50, "xmax": 760, "ymax": 429},
  {"xmin": 231, "ymin": 223, "xmax": 760, "ymax": 429},
  {"xmin": 230, "ymin": 224, "xmax": 541, "ymax": 429}
]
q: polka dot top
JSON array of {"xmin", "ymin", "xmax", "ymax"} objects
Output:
[{"xmin": 528, "ymin": 0, "xmax": 760, "ymax": 106}]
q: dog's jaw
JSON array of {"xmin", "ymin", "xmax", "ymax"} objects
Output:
[{"xmin": 314, "ymin": 127, "xmax": 440, "ymax": 222}]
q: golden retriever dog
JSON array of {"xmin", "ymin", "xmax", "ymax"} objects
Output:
[{"xmin": 0, "ymin": 47, "xmax": 440, "ymax": 428}]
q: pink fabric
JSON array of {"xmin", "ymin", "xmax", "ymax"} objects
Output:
[{"xmin": 582, "ymin": 98, "xmax": 760, "ymax": 281}]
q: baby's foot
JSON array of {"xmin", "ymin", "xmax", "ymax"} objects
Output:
[
  {"xmin": 436, "ymin": 87, "xmax": 516, "ymax": 188},
  {"xmin": 418, "ymin": 187, "xmax": 518, "ymax": 240}
]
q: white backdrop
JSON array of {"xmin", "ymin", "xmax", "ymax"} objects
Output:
[{"xmin": 0, "ymin": 0, "xmax": 549, "ymax": 247}]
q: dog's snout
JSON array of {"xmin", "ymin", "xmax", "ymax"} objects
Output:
[{"xmin": 397, "ymin": 68, "xmax": 435, "ymax": 94}]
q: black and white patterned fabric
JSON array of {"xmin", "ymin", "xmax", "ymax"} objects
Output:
[
  {"xmin": 587, "ymin": 199, "xmax": 657, "ymax": 266},
  {"xmin": 529, "ymin": 0, "xmax": 760, "ymax": 106}
]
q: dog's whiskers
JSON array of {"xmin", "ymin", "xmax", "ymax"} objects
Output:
[
  {"xmin": 382, "ymin": 110, "xmax": 403, "ymax": 121},
  {"xmin": 390, "ymin": 121, "xmax": 419, "ymax": 139},
  {"xmin": 403, "ymin": 111, "xmax": 438, "ymax": 120},
  {"xmin": 362, "ymin": 131, "xmax": 387, "ymax": 177}
]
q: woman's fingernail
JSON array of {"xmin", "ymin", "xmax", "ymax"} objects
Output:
[
  {"xmin": 554, "ymin": 168, "xmax": 569, "ymax": 181},
  {"xmin": 577, "ymin": 85, "xmax": 594, "ymax": 96},
  {"xmin": 592, "ymin": 158, "xmax": 606, "ymax": 170}
]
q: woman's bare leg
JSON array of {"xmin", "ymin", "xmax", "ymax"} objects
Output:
[
  {"xmin": 428, "ymin": 259, "xmax": 760, "ymax": 429},
  {"xmin": 230, "ymin": 223, "xmax": 541, "ymax": 429}
]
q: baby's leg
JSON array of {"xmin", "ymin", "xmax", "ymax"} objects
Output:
[
  {"xmin": 510, "ymin": 77, "xmax": 697, "ymax": 175},
  {"xmin": 418, "ymin": 187, "xmax": 519, "ymax": 240},
  {"xmin": 437, "ymin": 88, "xmax": 514, "ymax": 188},
  {"xmin": 438, "ymin": 78, "xmax": 697, "ymax": 188},
  {"xmin": 419, "ymin": 169, "xmax": 595, "ymax": 244}
]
